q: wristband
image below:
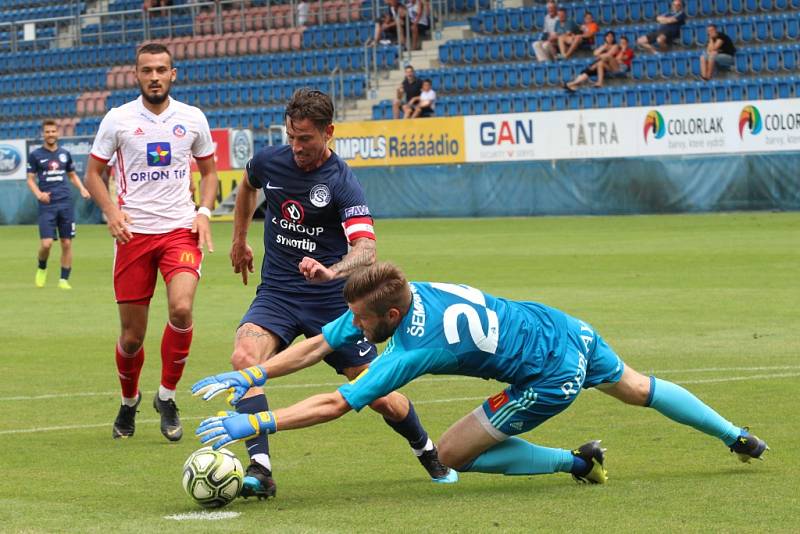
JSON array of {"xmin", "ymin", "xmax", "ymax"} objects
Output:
[{"xmin": 197, "ymin": 206, "xmax": 212, "ymax": 218}]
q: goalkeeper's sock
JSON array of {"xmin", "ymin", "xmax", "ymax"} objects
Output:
[
  {"xmin": 238, "ymin": 394, "xmax": 271, "ymax": 461},
  {"xmin": 160, "ymin": 321, "xmax": 192, "ymax": 390},
  {"xmin": 115, "ymin": 342, "xmax": 144, "ymax": 400},
  {"xmin": 460, "ymin": 437, "xmax": 574, "ymax": 475},
  {"xmin": 383, "ymin": 400, "xmax": 429, "ymax": 451},
  {"xmin": 38, "ymin": 259, "xmax": 47, "ymax": 270},
  {"xmin": 647, "ymin": 376, "xmax": 741, "ymax": 446},
  {"xmin": 60, "ymin": 266, "xmax": 71, "ymax": 280}
]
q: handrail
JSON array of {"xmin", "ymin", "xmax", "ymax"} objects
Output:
[{"xmin": 328, "ymin": 65, "xmax": 345, "ymax": 121}]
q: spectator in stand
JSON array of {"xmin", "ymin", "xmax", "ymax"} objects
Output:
[
  {"xmin": 564, "ymin": 31, "xmax": 619, "ymax": 91},
  {"xmin": 403, "ymin": 79, "xmax": 436, "ymax": 118},
  {"xmin": 533, "ymin": 7, "xmax": 577, "ymax": 62},
  {"xmin": 393, "ymin": 65, "xmax": 423, "ymax": 119},
  {"xmin": 699, "ymin": 24, "xmax": 736, "ymax": 81},
  {"xmin": 636, "ymin": 0, "xmax": 686, "ymax": 54},
  {"xmin": 532, "ymin": 1, "xmax": 558, "ymax": 62},
  {"xmin": 407, "ymin": 0, "xmax": 430, "ymax": 51},
  {"xmin": 296, "ymin": 0, "xmax": 310, "ymax": 26},
  {"xmin": 558, "ymin": 12, "xmax": 599, "ymax": 60},
  {"xmin": 368, "ymin": 0, "xmax": 408, "ymax": 48}
]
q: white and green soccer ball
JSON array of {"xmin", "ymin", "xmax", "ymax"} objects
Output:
[{"xmin": 182, "ymin": 447, "xmax": 244, "ymax": 508}]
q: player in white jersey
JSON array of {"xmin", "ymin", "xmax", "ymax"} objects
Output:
[{"xmin": 84, "ymin": 43, "xmax": 219, "ymax": 442}]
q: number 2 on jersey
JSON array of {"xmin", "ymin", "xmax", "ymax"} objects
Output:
[{"xmin": 430, "ymin": 283, "xmax": 499, "ymax": 354}]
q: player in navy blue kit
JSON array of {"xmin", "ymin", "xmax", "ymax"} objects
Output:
[
  {"xmin": 226, "ymin": 89, "xmax": 455, "ymax": 499},
  {"xmin": 195, "ymin": 262, "xmax": 769, "ymax": 487},
  {"xmin": 26, "ymin": 119, "xmax": 91, "ymax": 289}
]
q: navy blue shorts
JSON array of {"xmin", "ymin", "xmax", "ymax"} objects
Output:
[
  {"xmin": 38, "ymin": 202, "xmax": 75, "ymax": 240},
  {"xmin": 240, "ymin": 286, "xmax": 377, "ymax": 374}
]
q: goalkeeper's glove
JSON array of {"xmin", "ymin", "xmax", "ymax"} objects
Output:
[
  {"xmin": 191, "ymin": 365, "xmax": 267, "ymax": 405},
  {"xmin": 196, "ymin": 410, "xmax": 277, "ymax": 450}
]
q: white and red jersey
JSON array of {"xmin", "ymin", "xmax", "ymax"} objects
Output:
[{"xmin": 90, "ymin": 96, "xmax": 214, "ymax": 234}]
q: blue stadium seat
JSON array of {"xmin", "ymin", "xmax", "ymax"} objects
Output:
[
  {"xmin": 739, "ymin": 19, "xmax": 754, "ymax": 42},
  {"xmin": 745, "ymin": 80, "xmax": 761, "ymax": 100},
  {"xmin": 629, "ymin": 0, "xmax": 642, "ymax": 22},
  {"xmin": 735, "ymin": 51, "xmax": 749, "ymax": 72},
  {"xmin": 637, "ymin": 84, "xmax": 654, "ymax": 106},
  {"xmin": 754, "ymin": 17, "xmax": 769, "ymax": 41},
  {"xmin": 749, "ymin": 49, "xmax": 765, "ymax": 72},
  {"xmin": 775, "ymin": 77, "xmax": 793, "ymax": 98},
  {"xmin": 698, "ymin": 83, "xmax": 713, "ymax": 103},
  {"xmin": 765, "ymin": 48, "xmax": 781, "ymax": 72},
  {"xmin": 762, "ymin": 79, "xmax": 777, "ymax": 100},
  {"xmin": 728, "ymin": 80, "xmax": 744, "ymax": 100},
  {"xmin": 787, "ymin": 14, "xmax": 800, "ymax": 39},
  {"xmin": 674, "ymin": 53, "xmax": 690, "ymax": 77},
  {"xmin": 769, "ymin": 15, "xmax": 785, "ymax": 40},
  {"xmin": 660, "ymin": 56, "xmax": 674, "ymax": 78},
  {"xmin": 644, "ymin": 56, "xmax": 659, "ymax": 79},
  {"xmin": 760, "ymin": 0, "xmax": 773, "ymax": 10},
  {"xmin": 780, "ymin": 46, "xmax": 797, "ymax": 71}
]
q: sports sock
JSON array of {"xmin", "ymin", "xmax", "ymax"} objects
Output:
[
  {"xmin": 60, "ymin": 266, "xmax": 71, "ymax": 280},
  {"xmin": 158, "ymin": 385, "xmax": 176, "ymax": 402},
  {"xmin": 647, "ymin": 376, "xmax": 741, "ymax": 446},
  {"xmin": 38, "ymin": 259, "xmax": 47, "ymax": 270},
  {"xmin": 160, "ymin": 322, "xmax": 192, "ymax": 390},
  {"xmin": 115, "ymin": 343, "xmax": 144, "ymax": 400},
  {"xmin": 238, "ymin": 394, "xmax": 270, "ymax": 462},
  {"xmin": 383, "ymin": 400, "xmax": 429, "ymax": 450},
  {"xmin": 460, "ymin": 437, "xmax": 574, "ymax": 475}
]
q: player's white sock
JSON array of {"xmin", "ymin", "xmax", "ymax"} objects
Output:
[
  {"xmin": 412, "ymin": 438, "xmax": 435, "ymax": 457},
  {"xmin": 251, "ymin": 453, "xmax": 272, "ymax": 471},
  {"xmin": 121, "ymin": 395, "xmax": 139, "ymax": 407},
  {"xmin": 158, "ymin": 385, "xmax": 176, "ymax": 402}
]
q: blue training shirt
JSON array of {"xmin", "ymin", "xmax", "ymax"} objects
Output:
[
  {"xmin": 27, "ymin": 146, "xmax": 76, "ymax": 204},
  {"xmin": 323, "ymin": 282, "xmax": 570, "ymax": 411},
  {"xmin": 246, "ymin": 145, "xmax": 373, "ymax": 296}
]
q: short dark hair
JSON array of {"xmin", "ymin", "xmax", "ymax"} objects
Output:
[
  {"xmin": 423, "ymin": 78, "xmax": 432, "ymax": 85},
  {"xmin": 136, "ymin": 43, "xmax": 173, "ymax": 68},
  {"xmin": 42, "ymin": 119, "xmax": 57, "ymax": 129},
  {"xmin": 285, "ymin": 88, "xmax": 334, "ymax": 131},
  {"xmin": 707, "ymin": 23, "xmax": 718, "ymax": 30},
  {"xmin": 405, "ymin": 65, "xmax": 415, "ymax": 71},
  {"xmin": 605, "ymin": 30, "xmax": 616, "ymax": 41}
]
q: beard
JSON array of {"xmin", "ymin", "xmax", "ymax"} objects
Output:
[
  {"xmin": 366, "ymin": 319, "xmax": 397, "ymax": 344},
  {"xmin": 140, "ymin": 82, "xmax": 170, "ymax": 105}
]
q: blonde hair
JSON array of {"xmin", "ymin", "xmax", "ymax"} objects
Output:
[{"xmin": 343, "ymin": 263, "xmax": 411, "ymax": 315}]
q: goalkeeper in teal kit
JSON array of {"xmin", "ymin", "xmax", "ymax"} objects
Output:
[{"xmin": 193, "ymin": 263, "xmax": 768, "ymax": 484}]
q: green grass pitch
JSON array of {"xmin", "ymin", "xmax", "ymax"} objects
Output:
[{"xmin": 0, "ymin": 212, "xmax": 797, "ymax": 533}]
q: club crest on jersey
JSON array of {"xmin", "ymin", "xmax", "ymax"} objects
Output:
[
  {"xmin": 58, "ymin": 153, "xmax": 68, "ymax": 163},
  {"xmin": 309, "ymin": 184, "xmax": 331, "ymax": 207},
  {"xmin": 172, "ymin": 124, "xmax": 186, "ymax": 138},
  {"xmin": 48, "ymin": 160, "xmax": 60, "ymax": 171},
  {"xmin": 281, "ymin": 200, "xmax": 305, "ymax": 223},
  {"xmin": 146, "ymin": 142, "xmax": 171, "ymax": 166}
]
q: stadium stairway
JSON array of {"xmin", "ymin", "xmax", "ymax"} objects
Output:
[{"xmin": 348, "ymin": 0, "xmax": 525, "ymax": 120}]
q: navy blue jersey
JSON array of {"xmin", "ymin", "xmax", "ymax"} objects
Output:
[
  {"xmin": 27, "ymin": 146, "xmax": 76, "ymax": 204},
  {"xmin": 246, "ymin": 145, "xmax": 375, "ymax": 295}
]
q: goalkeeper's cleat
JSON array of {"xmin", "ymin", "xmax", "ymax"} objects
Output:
[
  {"xmin": 417, "ymin": 446, "xmax": 459, "ymax": 484},
  {"xmin": 112, "ymin": 393, "xmax": 141, "ymax": 439},
  {"xmin": 153, "ymin": 394, "xmax": 183, "ymax": 442},
  {"xmin": 730, "ymin": 428, "xmax": 769, "ymax": 463},
  {"xmin": 571, "ymin": 440, "xmax": 608, "ymax": 484},
  {"xmin": 35, "ymin": 268, "xmax": 47, "ymax": 288},
  {"xmin": 58, "ymin": 278, "xmax": 72, "ymax": 290},
  {"xmin": 241, "ymin": 461, "xmax": 277, "ymax": 500}
]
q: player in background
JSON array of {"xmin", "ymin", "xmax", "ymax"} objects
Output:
[
  {"xmin": 226, "ymin": 88, "xmax": 455, "ymax": 500},
  {"xmin": 195, "ymin": 262, "xmax": 769, "ymax": 485},
  {"xmin": 26, "ymin": 119, "xmax": 91, "ymax": 289},
  {"xmin": 84, "ymin": 43, "xmax": 219, "ymax": 442}
]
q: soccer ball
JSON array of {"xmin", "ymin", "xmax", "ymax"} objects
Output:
[{"xmin": 182, "ymin": 447, "xmax": 244, "ymax": 508}]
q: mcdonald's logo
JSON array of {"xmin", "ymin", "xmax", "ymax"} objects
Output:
[
  {"xmin": 179, "ymin": 251, "xmax": 195, "ymax": 264},
  {"xmin": 487, "ymin": 390, "xmax": 510, "ymax": 412}
]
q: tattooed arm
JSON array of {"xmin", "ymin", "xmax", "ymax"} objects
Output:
[{"xmin": 298, "ymin": 237, "xmax": 377, "ymax": 283}]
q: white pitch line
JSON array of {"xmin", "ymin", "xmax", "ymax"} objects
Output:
[
  {"xmin": 2, "ymin": 365, "xmax": 799, "ymax": 403},
  {"xmin": 1, "ymin": 371, "xmax": 798, "ymax": 436},
  {"xmin": 164, "ymin": 511, "xmax": 241, "ymax": 521}
]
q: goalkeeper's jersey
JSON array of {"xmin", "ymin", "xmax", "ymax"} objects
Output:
[{"xmin": 323, "ymin": 281, "xmax": 571, "ymax": 411}]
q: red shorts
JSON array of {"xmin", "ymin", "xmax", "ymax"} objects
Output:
[{"xmin": 113, "ymin": 228, "xmax": 203, "ymax": 305}]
